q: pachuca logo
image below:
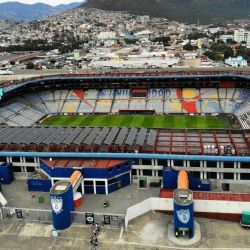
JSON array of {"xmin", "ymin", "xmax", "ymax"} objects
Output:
[
  {"xmin": 177, "ymin": 209, "xmax": 190, "ymax": 224},
  {"xmin": 51, "ymin": 196, "xmax": 63, "ymax": 214}
]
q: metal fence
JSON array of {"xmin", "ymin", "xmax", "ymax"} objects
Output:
[
  {"xmin": 71, "ymin": 211, "xmax": 125, "ymax": 228},
  {"xmin": 1, "ymin": 207, "xmax": 53, "ymax": 223},
  {"xmin": 1, "ymin": 207, "xmax": 125, "ymax": 228}
]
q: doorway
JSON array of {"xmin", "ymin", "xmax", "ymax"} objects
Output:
[{"xmin": 139, "ymin": 176, "xmax": 147, "ymax": 188}]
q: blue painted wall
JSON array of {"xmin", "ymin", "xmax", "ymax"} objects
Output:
[
  {"xmin": 108, "ymin": 182, "xmax": 118, "ymax": 193},
  {"xmin": 0, "ymin": 163, "xmax": 14, "ymax": 184},
  {"xmin": 163, "ymin": 170, "xmax": 178, "ymax": 189},
  {"xmin": 50, "ymin": 183, "xmax": 74, "ymax": 230},
  {"xmin": 40, "ymin": 160, "xmax": 130, "ymax": 179},
  {"xmin": 189, "ymin": 174, "xmax": 210, "ymax": 191},
  {"xmin": 117, "ymin": 172, "xmax": 130, "ymax": 188},
  {"xmin": 163, "ymin": 170, "xmax": 211, "ymax": 191},
  {"xmin": 27, "ymin": 178, "xmax": 52, "ymax": 192},
  {"xmin": 84, "ymin": 185, "xmax": 94, "ymax": 194},
  {"xmin": 174, "ymin": 200, "xmax": 194, "ymax": 237}
]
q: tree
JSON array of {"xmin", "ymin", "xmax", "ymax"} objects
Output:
[
  {"xmin": 9, "ymin": 61, "xmax": 15, "ymax": 66},
  {"xmin": 125, "ymin": 38, "xmax": 139, "ymax": 44},
  {"xmin": 224, "ymin": 47, "xmax": 234, "ymax": 59},
  {"xmin": 26, "ymin": 62, "xmax": 35, "ymax": 69},
  {"xmin": 235, "ymin": 46, "xmax": 250, "ymax": 62},
  {"xmin": 204, "ymin": 51, "xmax": 223, "ymax": 61},
  {"xmin": 183, "ymin": 43, "xmax": 197, "ymax": 51},
  {"xmin": 151, "ymin": 36, "xmax": 171, "ymax": 46},
  {"xmin": 188, "ymin": 32, "xmax": 206, "ymax": 40},
  {"xmin": 50, "ymin": 59, "xmax": 56, "ymax": 64}
]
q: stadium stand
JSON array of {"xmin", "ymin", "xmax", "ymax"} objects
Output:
[
  {"xmin": 84, "ymin": 89, "xmax": 98, "ymax": 99},
  {"xmin": 0, "ymin": 88, "xmax": 249, "ymax": 126},
  {"xmin": 218, "ymin": 88, "xmax": 227, "ymax": 99},
  {"xmin": 200, "ymin": 88, "xmax": 219, "ymax": 99},
  {"xmin": 78, "ymin": 100, "xmax": 95, "ymax": 113},
  {"xmin": 98, "ymin": 89, "xmax": 115, "ymax": 100},
  {"xmin": 148, "ymin": 89, "xmax": 165, "ymax": 98},
  {"xmin": 95, "ymin": 100, "xmax": 112, "ymax": 113},
  {"xmin": 164, "ymin": 100, "xmax": 182, "ymax": 113},
  {"xmin": 60, "ymin": 90, "xmax": 69, "ymax": 100},
  {"xmin": 129, "ymin": 99, "xmax": 147, "ymax": 110},
  {"xmin": 147, "ymin": 100, "xmax": 164, "ymax": 113},
  {"xmin": 115, "ymin": 89, "xmax": 130, "ymax": 99},
  {"xmin": 201, "ymin": 100, "xmax": 221, "ymax": 113},
  {"xmin": 236, "ymin": 104, "xmax": 250, "ymax": 129},
  {"xmin": 54, "ymin": 90, "xmax": 61, "ymax": 100},
  {"xmin": 61, "ymin": 101, "xmax": 80, "ymax": 113},
  {"xmin": 112, "ymin": 100, "xmax": 129, "ymax": 113}
]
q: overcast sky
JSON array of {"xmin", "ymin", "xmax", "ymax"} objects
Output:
[{"xmin": 0, "ymin": 0, "xmax": 85, "ymax": 6}]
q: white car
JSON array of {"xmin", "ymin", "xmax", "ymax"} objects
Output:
[{"xmin": 0, "ymin": 70, "xmax": 13, "ymax": 75}]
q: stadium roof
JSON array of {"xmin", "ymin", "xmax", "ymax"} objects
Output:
[
  {"xmin": 2, "ymin": 71, "xmax": 250, "ymax": 95},
  {"xmin": 0, "ymin": 126, "xmax": 249, "ymax": 156}
]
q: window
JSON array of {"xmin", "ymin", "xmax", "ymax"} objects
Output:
[
  {"xmin": 12, "ymin": 157, "xmax": 21, "ymax": 162},
  {"xmin": 207, "ymin": 172, "xmax": 217, "ymax": 179},
  {"xmin": 207, "ymin": 161, "xmax": 217, "ymax": 168},
  {"xmin": 96, "ymin": 181, "xmax": 105, "ymax": 186},
  {"xmin": 26, "ymin": 157, "xmax": 34, "ymax": 163},
  {"xmin": 224, "ymin": 162, "xmax": 234, "ymax": 168},
  {"xmin": 158, "ymin": 159, "xmax": 167, "ymax": 166},
  {"xmin": 132, "ymin": 169, "xmax": 137, "ymax": 176},
  {"xmin": 108, "ymin": 178, "xmax": 117, "ymax": 185},
  {"xmin": 84, "ymin": 180, "xmax": 93, "ymax": 185},
  {"xmin": 26, "ymin": 167, "xmax": 35, "ymax": 172},
  {"xmin": 142, "ymin": 159, "xmax": 151, "ymax": 165},
  {"xmin": 13, "ymin": 166, "xmax": 21, "ymax": 172},
  {"xmin": 142, "ymin": 169, "xmax": 152, "ymax": 176},
  {"xmin": 240, "ymin": 173, "xmax": 250, "ymax": 180},
  {"xmin": 190, "ymin": 160, "xmax": 200, "ymax": 167},
  {"xmin": 241, "ymin": 162, "xmax": 249, "ymax": 169},
  {"xmin": 223, "ymin": 173, "xmax": 234, "ymax": 179},
  {"xmin": 174, "ymin": 160, "xmax": 183, "ymax": 166},
  {"xmin": 158, "ymin": 170, "xmax": 163, "ymax": 177},
  {"xmin": 0, "ymin": 157, "xmax": 6, "ymax": 162}
]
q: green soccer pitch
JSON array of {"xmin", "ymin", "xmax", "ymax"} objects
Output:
[{"xmin": 41, "ymin": 114, "xmax": 233, "ymax": 129}]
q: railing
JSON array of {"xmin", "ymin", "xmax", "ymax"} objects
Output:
[
  {"xmin": 1, "ymin": 206, "xmax": 125, "ymax": 228},
  {"xmin": 1, "ymin": 207, "xmax": 52, "ymax": 223}
]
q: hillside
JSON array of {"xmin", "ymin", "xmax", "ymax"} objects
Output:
[
  {"xmin": 82, "ymin": 0, "xmax": 250, "ymax": 24},
  {"xmin": 0, "ymin": 1, "xmax": 84, "ymax": 21}
]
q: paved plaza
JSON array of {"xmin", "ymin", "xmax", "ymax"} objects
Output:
[{"xmin": 1, "ymin": 212, "xmax": 250, "ymax": 250}]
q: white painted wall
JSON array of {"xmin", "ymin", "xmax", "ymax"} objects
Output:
[{"xmin": 125, "ymin": 197, "xmax": 250, "ymax": 229}]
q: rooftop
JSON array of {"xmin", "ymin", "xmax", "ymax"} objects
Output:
[{"xmin": 42, "ymin": 158, "xmax": 127, "ymax": 169}]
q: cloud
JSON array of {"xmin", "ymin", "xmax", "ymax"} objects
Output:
[{"xmin": 0, "ymin": 0, "xmax": 84, "ymax": 6}]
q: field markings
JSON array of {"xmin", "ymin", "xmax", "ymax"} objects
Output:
[{"xmin": 41, "ymin": 114, "xmax": 232, "ymax": 130}]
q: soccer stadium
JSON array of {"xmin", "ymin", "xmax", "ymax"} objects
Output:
[
  {"xmin": 1, "ymin": 70, "xmax": 250, "ymax": 237},
  {"xmin": 0, "ymin": 71, "xmax": 250, "ymax": 182}
]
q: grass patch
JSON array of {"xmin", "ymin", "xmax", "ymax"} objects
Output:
[{"xmin": 41, "ymin": 114, "xmax": 232, "ymax": 129}]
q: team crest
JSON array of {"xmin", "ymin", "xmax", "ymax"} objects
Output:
[
  {"xmin": 51, "ymin": 196, "xmax": 63, "ymax": 214},
  {"xmin": 177, "ymin": 209, "xmax": 190, "ymax": 224}
]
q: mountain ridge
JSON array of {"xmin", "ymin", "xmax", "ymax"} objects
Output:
[
  {"xmin": 0, "ymin": 1, "xmax": 85, "ymax": 20},
  {"xmin": 82, "ymin": 0, "xmax": 250, "ymax": 24}
]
